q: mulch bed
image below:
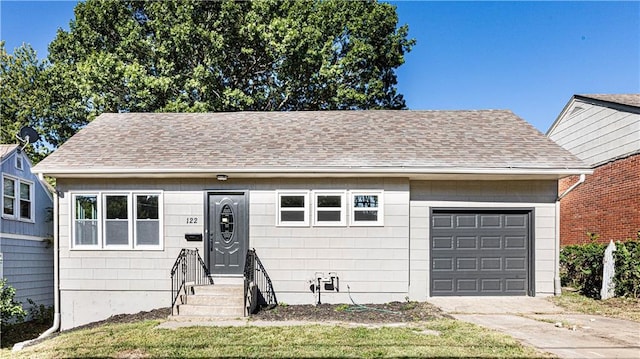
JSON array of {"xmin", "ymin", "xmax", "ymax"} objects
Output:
[{"xmin": 252, "ymin": 301, "xmax": 451, "ymax": 323}]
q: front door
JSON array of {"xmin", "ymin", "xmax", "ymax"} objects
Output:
[{"xmin": 208, "ymin": 192, "xmax": 247, "ymax": 275}]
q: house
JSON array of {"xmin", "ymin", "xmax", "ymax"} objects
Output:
[
  {"xmin": 0, "ymin": 144, "xmax": 54, "ymax": 309},
  {"xmin": 31, "ymin": 110, "xmax": 590, "ymax": 330},
  {"xmin": 547, "ymin": 94, "xmax": 640, "ymax": 245}
]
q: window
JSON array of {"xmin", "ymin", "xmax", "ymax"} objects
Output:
[
  {"xmin": 350, "ymin": 191, "xmax": 384, "ymax": 226},
  {"xmin": 3, "ymin": 177, "xmax": 15, "ymax": 217},
  {"xmin": 135, "ymin": 195, "xmax": 160, "ymax": 246},
  {"xmin": 19, "ymin": 182, "xmax": 32, "ymax": 220},
  {"xmin": 71, "ymin": 192, "xmax": 162, "ymax": 250},
  {"xmin": 104, "ymin": 195, "xmax": 129, "ymax": 247},
  {"xmin": 75, "ymin": 195, "xmax": 98, "ymax": 246},
  {"xmin": 276, "ymin": 191, "xmax": 309, "ymax": 226},
  {"xmin": 2, "ymin": 176, "xmax": 33, "ymax": 221},
  {"xmin": 15, "ymin": 156, "xmax": 23, "ymax": 170},
  {"xmin": 313, "ymin": 191, "xmax": 346, "ymax": 226}
]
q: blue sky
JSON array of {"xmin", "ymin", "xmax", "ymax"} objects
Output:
[{"xmin": 1, "ymin": 1, "xmax": 639, "ymax": 132}]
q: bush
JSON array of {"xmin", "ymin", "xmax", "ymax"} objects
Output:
[
  {"xmin": 560, "ymin": 239, "xmax": 640, "ymax": 299},
  {"xmin": 27, "ymin": 298, "xmax": 54, "ymax": 324},
  {"xmin": 0, "ymin": 279, "xmax": 26, "ymax": 328}
]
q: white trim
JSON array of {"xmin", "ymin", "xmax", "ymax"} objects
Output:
[
  {"xmin": 0, "ymin": 232, "xmax": 50, "ymax": 242},
  {"xmin": 15, "ymin": 154, "xmax": 23, "ymax": 171},
  {"xmin": 276, "ymin": 190, "xmax": 310, "ymax": 227},
  {"xmin": 70, "ymin": 191, "xmax": 164, "ymax": 251},
  {"xmin": 312, "ymin": 190, "xmax": 346, "ymax": 227},
  {"xmin": 31, "ymin": 166, "xmax": 593, "ymax": 179},
  {"xmin": 1, "ymin": 174, "xmax": 35, "ymax": 222},
  {"xmin": 349, "ymin": 190, "xmax": 384, "ymax": 227}
]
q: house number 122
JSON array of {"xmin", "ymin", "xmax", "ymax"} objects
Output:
[{"xmin": 186, "ymin": 217, "xmax": 198, "ymax": 224}]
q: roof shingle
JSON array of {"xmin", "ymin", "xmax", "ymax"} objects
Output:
[
  {"xmin": 577, "ymin": 94, "xmax": 640, "ymax": 109},
  {"xmin": 33, "ymin": 110, "xmax": 588, "ymax": 175}
]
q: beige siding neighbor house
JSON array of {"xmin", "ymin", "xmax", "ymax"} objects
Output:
[
  {"xmin": 547, "ymin": 94, "xmax": 640, "ymax": 245},
  {"xmin": 32, "ymin": 111, "xmax": 590, "ymax": 329}
]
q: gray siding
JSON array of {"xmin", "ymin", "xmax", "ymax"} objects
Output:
[
  {"xmin": 409, "ymin": 180, "xmax": 559, "ymax": 299},
  {"xmin": 56, "ymin": 177, "xmax": 410, "ymax": 329},
  {"xmin": 56, "ymin": 177, "xmax": 561, "ymax": 329},
  {"xmin": 548, "ymin": 101, "xmax": 640, "ymax": 167}
]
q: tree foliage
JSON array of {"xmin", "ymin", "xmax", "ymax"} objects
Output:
[
  {"xmin": 2, "ymin": 1, "xmax": 414, "ymax": 162},
  {"xmin": 0, "ymin": 43, "xmax": 86, "ymax": 162},
  {"xmin": 49, "ymin": 0, "xmax": 414, "ymax": 115}
]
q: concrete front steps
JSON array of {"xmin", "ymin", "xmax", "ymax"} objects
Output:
[{"xmin": 170, "ymin": 279, "xmax": 245, "ymax": 321}]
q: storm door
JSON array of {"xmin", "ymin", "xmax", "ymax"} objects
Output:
[{"xmin": 208, "ymin": 192, "xmax": 247, "ymax": 275}]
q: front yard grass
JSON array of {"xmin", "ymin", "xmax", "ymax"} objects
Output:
[
  {"xmin": 2, "ymin": 319, "xmax": 549, "ymax": 358},
  {"xmin": 549, "ymin": 290, "xmax": 640, "ymax": 322}
]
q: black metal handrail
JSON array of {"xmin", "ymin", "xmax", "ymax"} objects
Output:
[
  {"xmin": 244, "ymin": 248, "xmax": 277, "ymax": 314},
  {"xmin": 170, "ymin": 248, "xmax": 213, "ymax": 315}
]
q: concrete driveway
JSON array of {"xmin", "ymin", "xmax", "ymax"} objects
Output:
[{"xmin": 428, "ymin": 297, "xmax": 640, "ymax": 359}]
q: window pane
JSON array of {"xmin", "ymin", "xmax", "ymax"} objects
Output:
[
  {"xmin": 20, "ymin": 183, "xmax": 30, "ymax": 200},
  {"xmin": 317, "ymin": 195, "xmax": 341, "ymax": 208},
  {"xmin": 136, "ymin": 220, "xmax": 159, "ymax": 245},
  {"xmin": 317, "ymin": 210, "xmax": 341, "ymax": 222},
  {"xmin": 3, "ymin": 196, "xmax": 14, "ymax": 215},
  {"xmin": 354, "ymin": 210, "xmax": 378, "ymax": 221},
  {"xmin": 105, "ymin": 220, "xmax": 128, "ymax": 245},
  {"xmin": 281, "ymin": 210, "xmax": 305, "ymax": 222},
  {"xmin": 353, "ymin": 195, "xmax": 378, "ymax": 208},
  {"xmin": 3, "ymin": 178, "xmax": 14, "ymax": 196},
  {"xmin": 281, "ymin": 195, "xmax": 304, "ymax": 208},
  {"xmin": 76, "ymin": 196, "xmax": 97, "ymax": 220},
  {"xmin": 136, "ymin": 195, "xmax": 158, "ymax": 219},
  {"xmin": 20, "ymin": 200, "xmax": 31, "ymax": 219},
  {"xmin": 106, "ymin": 195, "xmax": 128, "ymax": 219},
  {"xmin": 75, "ymin": 220, "xmax": 98, "ymax": 245}
]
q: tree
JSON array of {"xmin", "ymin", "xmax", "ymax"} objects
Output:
[
  {"xmin": 0, "ymin": 42, "xmax": 88, "ymax": 162},
  {"xmin": 48, "ymin": 0, "xmax": 415, "ymax": 116}
]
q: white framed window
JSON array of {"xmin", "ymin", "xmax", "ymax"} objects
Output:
[
  {"xmin": 73, "ymin": 194, "xmax": 99, "ymax": 248},
  {"xmin": 2, "ymin": 175, "xmax": 33, "ymax": 221},
  {"xmin": 15, "ymin": 155, "xmax": 23, "ymax": 170},
  {"xmin": 71, "ymin": 191, "xmax": 163, "ymax": 250},
  {"xmin": 350, "ymin": 190, "xmax": 384, "ymax": 226},
  {"xmin": 313, "ymin": 190, "xmax": 346, "ymax": 226},
  {"xmin": 276, "ymin": 190, "xmax": 310, "ymax": 226}
]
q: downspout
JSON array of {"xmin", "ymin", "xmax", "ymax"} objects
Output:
[
  {"xmin": 13, "ymin": 188, "xmax": 60, "ymax": 351},
  {"xmin": 554, "ymin": 174, "xmax": 586, "ymax": 295}
]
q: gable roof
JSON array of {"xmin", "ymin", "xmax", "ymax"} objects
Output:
[
  {"xmin": 0, "ymin": 144, "xmax": 18, "ymax": 161},
  {"xmin": 32, "ymin": 110, "xmax": 589, "ymax": 179},
  {"xmin": 575, "ymin": 94, "xmax": 640, "ymax": 109}
]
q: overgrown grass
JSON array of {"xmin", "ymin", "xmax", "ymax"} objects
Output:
[
  {"xmin": 2, "ymin": 319, "xmax": 549, "ymax": 358},
  {"xmin": 550, "ymin": 291, "xmax": 640, "ymax": 322}
]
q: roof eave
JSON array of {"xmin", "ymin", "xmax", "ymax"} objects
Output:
[{"xmin": 32, "ymin": 166, "xmax": 593, "ymax": 180}]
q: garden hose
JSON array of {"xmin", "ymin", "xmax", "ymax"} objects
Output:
[{"xmin": 345, "ymin": 285, "xmax": 401, "ymax": 314}]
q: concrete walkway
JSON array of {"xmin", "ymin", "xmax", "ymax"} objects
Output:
[{"xmin": 428, "ymin": 297, "xmax": 640, "ymax": 359}]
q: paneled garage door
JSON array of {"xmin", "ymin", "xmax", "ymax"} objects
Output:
[{"xmin": 430, "ymin": 209, "xmax": 532, "ymax": 296}]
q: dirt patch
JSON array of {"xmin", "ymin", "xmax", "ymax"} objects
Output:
[
  {"xmin": 66, "ymin": 308, "xmax": 171, "ymax": 333},
  {"xmin": 252, "ymin": 301, "xmax": 451, "ymax": 323}
]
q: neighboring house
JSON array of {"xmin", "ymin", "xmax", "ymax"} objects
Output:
[
  {"xmin": 547, "ymin": 94, "xmax": 640, "ymax": 245},
  {"xmin": 32, "ymin": 111, "xmax": 590, "ymax": 330},
  {"xmin": 0, "ymin": 144, "xmax": 54, "ymax": 308}
]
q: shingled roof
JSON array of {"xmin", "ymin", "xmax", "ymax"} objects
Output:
[
  {"xmin": 32, "ymin": 110, "xmax": 589, "ymax": 178},
  {"xmin": 576, "ymin": 94, "xmax": 640, "ymax": 109}
]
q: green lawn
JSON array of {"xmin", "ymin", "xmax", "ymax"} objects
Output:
[{"xmin": 2, "ymin": 319, "xmax": 550, "ymax": 358}]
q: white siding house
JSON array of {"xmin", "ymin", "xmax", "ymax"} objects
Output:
[{"xmin": 33, "ymin": 111, "xmax": 590, "ymax": 329}]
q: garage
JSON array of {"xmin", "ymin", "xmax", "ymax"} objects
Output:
[{"xmin": 430, "ymin": 209, "xmax": 533, "ymax": 296}]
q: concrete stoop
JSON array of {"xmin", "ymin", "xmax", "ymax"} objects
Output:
[{"xmin": 170, "ymin": 283, "xmax": 245, "ymax": 321}]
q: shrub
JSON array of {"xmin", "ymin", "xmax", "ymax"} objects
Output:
[
  {"xmin": 27, "ymin": 298, "xmax": 54, "ymax": 324},
  {"xmin": 560, "ymin": 238, "xmax": 640, "ymax": 299},
  {"xmin": 0, "ymin": 279, "xmax": 26, "ymax": 328}
]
